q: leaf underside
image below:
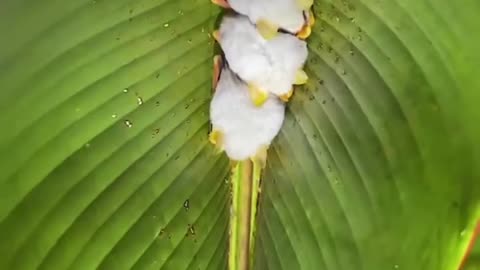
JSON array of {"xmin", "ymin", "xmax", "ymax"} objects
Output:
[{"xmin": 255, "ymin": 1, "xmax": 480, "ymax": 270}]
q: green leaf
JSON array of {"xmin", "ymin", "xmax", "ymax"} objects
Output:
[
  {"xmin": 1, "ymin": 0, "xmax": 480, "ymax": 270},
  {"xmin": 465, "ymin": 252, "xmax": 480, "ymax": 270},
  {"xmin": 464, "ymin": 257, "xmax": 480, "ymax": 270},
  {"xmin": 254, "ymin": 1, "xmax": 480, "ymax": 270},
  {"xmin": 0, "ymin": 1, "xmax": 230, "ymax": 269}
]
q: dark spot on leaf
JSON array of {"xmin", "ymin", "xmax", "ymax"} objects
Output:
[
  {"xmin": 183, "ymin": 199, "xmax": 190, "ymax": 211},
  {"xmin": 188, "ymin": 224, "xmax": 196, "ymax": 236}
]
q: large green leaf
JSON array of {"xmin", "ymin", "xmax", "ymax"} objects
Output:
[
  {"xmin": 1, "ymin": 0, "xmax": 479, "ymax": 270},
  {"xmin": 254, "ymin": 1, "xmax": 480, "ymax": 269},
  {"xmin": 0, "ymin": 1, "xmax": 230, "ymax": 269}
]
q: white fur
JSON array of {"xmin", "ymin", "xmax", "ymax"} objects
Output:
[
  {"xmin": 228, "ymin": 0, "xmax": 306, "ymax": 34},
  {"xmin": 210, "ymin": 68, "xmax": 285, "ymax": 161},
  {"xmin": 219, "ymin": 15, "xmax": 308, "ymax": 96}
]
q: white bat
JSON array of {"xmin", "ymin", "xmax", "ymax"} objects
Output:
[
  {"xmin": 209, "ymin": 63, "xmax": 285, "ymax": 166},
  {"xmin": 214, "ymin": 14, "xmax": 309, "ymax": 106}
]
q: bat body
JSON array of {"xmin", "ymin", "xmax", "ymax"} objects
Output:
[
  {"xmin": 228, "ymin": 0, "xmax": 311, "ymax": 35},
  {"xmin": 209, "ymin": 67, "xmax": 285, "ymax": 162},
  {"xmin": 217, "ymin": 15, "xmax": 308, "ymax": 104}
]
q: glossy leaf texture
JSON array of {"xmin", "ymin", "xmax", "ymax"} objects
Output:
[
  {"xmin": 0, "ymin": 1, "xmax": 230, "ymax": 270},
  {"xmin": 254, "ymin": 0, "xmax": 480, "ymax": 270}
]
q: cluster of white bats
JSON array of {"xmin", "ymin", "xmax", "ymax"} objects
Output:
[{"xmin": 208, "ymin": 0, "xmax": 315, "ymax": 167}]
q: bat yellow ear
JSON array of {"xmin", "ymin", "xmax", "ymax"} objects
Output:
[
  {"xmin": 279, "ymin": 89, "xmax": 294, "ymax": 102},
  {"xmin": 247, "ymin": 84, "xmax": 269, "ymax": 107},
  {"xmin": 308, "ymin": 9, "xmax": 316, "ymax": 27},
  {"xmin": 296, "ymin": 0, "xmax": 313, "ymax": 10},
  {"xmin": 209, "ymin": 129, "xmax": 225, "ymax": 154},
  {"xmin": 256, "ymin": 19, "xmax": 279, "ymax": 40},
  {"xmin": 212, "ymin": 55, "xmax": 223, "ymax": 90},
  {"xmin": 296, "ymin": 23, "xmax": 312, "ymax": 39},
  {"xmin": 212, "ymin": 30, "xmax": 221, "ymax": 43},
  {"xmin": 294, "ymin": 70, "xmax": 309, "ymax": 85},
  {"xmin": 211, "ymin": 0, "xmax": 230, "ymax": 8}
]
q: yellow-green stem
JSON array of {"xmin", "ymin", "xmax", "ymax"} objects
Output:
[{"xmin": 228, "ymin": 160, "xmax": 262, "ymax": 270}]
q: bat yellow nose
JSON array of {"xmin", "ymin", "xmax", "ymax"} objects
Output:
[
  {"xmin": 212, "ymin": 30, "xmax": 221, "ymax": 43},
  {"xmin": 307, "ymin": 10, "xmax": 315, "ymax": 27},
  {"xmin": 296, "ymin": 24, "xmax": 312, "ymax": 40}
]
